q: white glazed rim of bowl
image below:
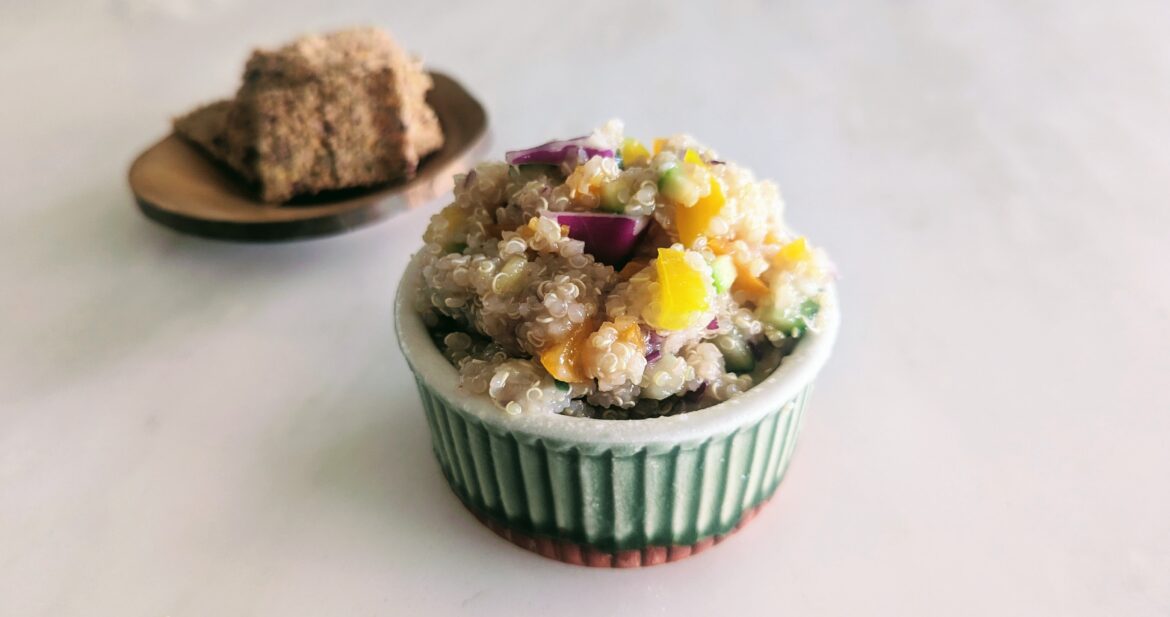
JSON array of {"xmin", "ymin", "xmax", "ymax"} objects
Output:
[{"xmin": 395, "ymin": 252, "xmax": 840, "ymax": 447}]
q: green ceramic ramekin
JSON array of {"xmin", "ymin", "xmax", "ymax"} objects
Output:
[{"xmin": 395, "ymin": 254, "xmax": 839, "ymax": 567}]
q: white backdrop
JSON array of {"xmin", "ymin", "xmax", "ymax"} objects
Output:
[{"xmin": 1, "ymin": 1, "xmax": 1167, "ymax": 615}]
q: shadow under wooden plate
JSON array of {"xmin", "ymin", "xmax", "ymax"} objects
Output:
[{"xmin": 128, "ymin": 72, "xmax": 489, "ymax": 242}]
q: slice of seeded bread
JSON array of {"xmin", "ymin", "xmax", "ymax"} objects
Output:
[
  {"xmin": 173, "ymin": 100, "xmax": 255, "ymax": 181},
  {"xmin": 174, "ymin": 27, "xmax": 444, "ymax": 203}
]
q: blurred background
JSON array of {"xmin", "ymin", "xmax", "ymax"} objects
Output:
[{"xmin": 1, "ymin": 1, "xmax": 1167, "ymax": 615}]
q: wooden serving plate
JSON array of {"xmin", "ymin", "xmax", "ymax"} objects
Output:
[{"xmin": 128, "ymin": 72, "xmax": 489, "ymax": 241}]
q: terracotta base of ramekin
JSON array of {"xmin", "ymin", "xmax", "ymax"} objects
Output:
[{"xmin": 462, "ymin": 497, "xmax": 772, "ymax": 568}]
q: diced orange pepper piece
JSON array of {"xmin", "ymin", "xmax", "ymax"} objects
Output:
[
  {"xmin": 676, "ymin": 177, "xmax": 725, "ymax": 247},
  {"xmin": 616, "ymin": 322, "xmax": 645, "ymax": 355},
  {"xmin": 540, "ymin": 319, "xmax": 596, "ymax": 383},
  {"xmin": 703, "ymin": 231, "xmax": 769, "ymax": 302},
  {"xmin": 731, "ymin": 261, "xmax": 770, "ymax": 303},
  {"xmin": 652, "ymin": 138, "xmax": 667, "ymax": 155}
]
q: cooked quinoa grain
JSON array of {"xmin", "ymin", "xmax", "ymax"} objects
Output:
[{"xmin": 415, "ymin": 121, "xmax": 834, "ymax": 419}]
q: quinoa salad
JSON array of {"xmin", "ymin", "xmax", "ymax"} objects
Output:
[{"xmin": 412, "ymin": 121, "xmax": 834, "ymax": 420}]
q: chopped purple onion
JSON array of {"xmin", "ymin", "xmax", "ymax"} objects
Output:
[
  {"xmin": 646, "ymin": 331, "xmax": 663, "ymax": 347},
  {"xmin": 706, "ymin": 318, "xmax": 719, "ymax": 330},
  {"xmin": 505, "ymin": 136, "xmax": 615, "ymax": 166},
  {"xmin": 552, "ymin": 212, "xmax": 650, "ymax": 266},
  {"xmin": 644, "ymin": 330, "xmax": 663, "ymax": 363}
]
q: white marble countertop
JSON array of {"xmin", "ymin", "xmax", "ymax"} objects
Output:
[{"xmin": 2, "ymin": 1, "xmax": 1168, "ymax": 615}]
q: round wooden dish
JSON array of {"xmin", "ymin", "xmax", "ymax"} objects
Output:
[{"xmin": 128, "ymin": 72, "xmax": 489, "ymax": 242}]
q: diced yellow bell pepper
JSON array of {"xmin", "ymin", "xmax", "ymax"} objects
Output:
[
  {"xmin": 683, "ymin": 149, "xmax": 704, "ymax": 165},
  {"xmin": 620, "ymin": 138, "xmax": 650, "ymax": 167},
  {"xmin": 676, "ymin": 177, "xmax": 725, "ymax": 246},
  {"xmin": 646, "ymin": 248, "xmax": 709, "ymax": 331},
  {"xmin": 774, "ymin": 237, "xmax": 811, "ymax": 266},
  {"xmin": 540, "ymin": 319, "xmax": 595, "ymax": 383}
]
